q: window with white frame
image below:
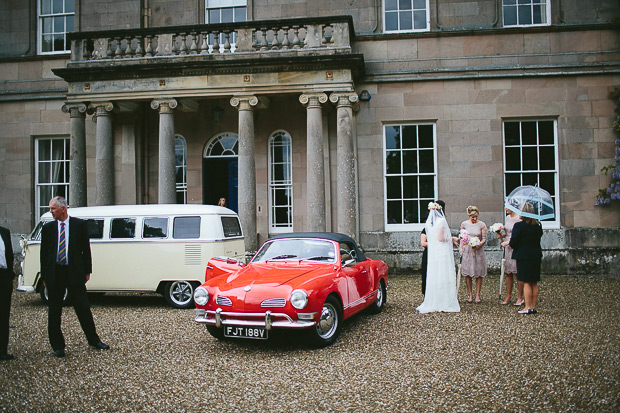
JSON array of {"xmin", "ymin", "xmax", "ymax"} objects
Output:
[
  {"xmin": 269, "ymin": 131, "xmax": 293, "ymax": 233},
  {"xmin": 384, "ymin": 0, "xmax": 429, "ymax": 33},
  {"xmin": 384, "ymin": 123, "xmax": 437, "ymax": 231},
  {"xmin": 35, "ymin": 137, "xmax": 70, "ymax": 219},
  {"xmin": 39, "ymin": 0, "xmax": 74, "ymax": 54},
  {"xmin": 503, "ymin": 0, "xmax": 550, "ymax": 27},
  {"xmin": 175, "ymin": 135, "xmax": 187, "ymax": 204},
  {"xmin": 503, "ymin": 119, "xmax": 559, "ymax": 227},
  {"xmin": 205, "ymin": 0, "xmax": 246, "ymax": 49}
]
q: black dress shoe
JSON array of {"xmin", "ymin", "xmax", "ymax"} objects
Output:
[
  {"xmin": 0, "ymin": 353, "xmax": 15, "ymax": 360},
  {"xmin": 90, "ymin": 341, "xmax": 110, "ymax": 350},
  {"xmin": 53, "ymin": 349, "xmax": 66, "ymax": 358}
]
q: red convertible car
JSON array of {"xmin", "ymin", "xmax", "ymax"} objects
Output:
[{"xmin": 194, "ymin": 232, "xmax": 389, "ymax": 346}]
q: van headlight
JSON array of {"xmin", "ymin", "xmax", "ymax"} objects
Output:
[
  {"xmin": 290, "ymin": 290, "xmax": 308, "ymax": 310},
  {"xmin": 194, "ymin": 287, "xmax": 209, "ymax": 306}
]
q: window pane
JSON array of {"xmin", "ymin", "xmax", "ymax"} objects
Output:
[
  {"xmin": 221, "ymin": 8, "xmax": 233, "ymax": 23},
  {"xmin": 402, "ymin": 150, "xmax": 418, "ymax": 174},
  {"xmin": 39, "ymin": 140, "xmax": 51, "ymax": 161},
  {"xmin": 143, "ymin": 217, "xmax": 168, "ymax": 238},
  {"xmin": 402, "ymin": 125, "xmax": 417, "ymax": 149},
  {"xmin": 522, "ymin": 172, "xmax": 538, "ymax": 186},
  {"xmin": 53, "ymin": 35, "xmax": 64, "ymax": 52},
  {"xmin": 522, "ymin": 147, "xmax": 538, "ymax": 170},
  {"xmin": 403, "ymin": 200, "xmax": 417, "ymax": 224},
  {"xmin": 65, "ymin": 0, "xmax": 74, "ymax": 13},
  {"xmin": 66, "ymin": 15, "xmax": 74, "ymax": 32},
  {"xmin": 274, "ymin": 188, "xmax": 290, "ymax": 205},
  {"xmin": 505, "ymin": 173, "xmax": 521, "ymax": 194},
  {"xmin": 533, "ymin": 4, "xmax": 543, "ymax": 23},
  {"xmin": 387, "ymin": 201, "xmax": 402, "ymax": 224},
  {"xmin": 53, "ymin": 0, "xmax": 63, "ymax": 14},
  {"xmin": 111, "ymin": 218, "xmax": 136, "ymax": 239},
  {"xmin": 518, "ymin": 5, "xmax": 532, "ymax": 24},
  {"xmin": 539, "ymin": 146, "xmax": 555, "ymax": 170},
  {"xmin": 86, "ymin": 219, "xmax": 104, "ymax": 239},
  {"xmin": 222, "ymin": 216, "xmax": 242, "ymax": 237},
  {"xmin": 419, "ymin": 150, "xmax": 434, "ymax": 173},
  {"xmin": 385, "ymin": 11, "xmax": 398, "ymax": 31},
  {"xmin": 418, "ymin": 125, "xmax": 433, "ymax": 148},
  {"xmin": 503, "ymin": 6, "xmax": 517, "ymax": 25},
  {"xmin": 538, "ymin": 121, "xmax": 554, "ymax": 144},
  {"xmin": 54, "ymin": 16, "xmax": 64, "ymax": 32},
  {"xmin": 413, "ymin": 10, "xmax": 427, "ymax": 29},
  {"xmin": 504, "ymin": 122, "xmax": 520, "ymax": 146},
  {"xmin": 209, "ymin": 9, "xmax": 220, "ymax": 23},
  {"xmin": 173, "ymin": 216, "xmax": 201, "ymax": 239},
  {"xmin": 39, "ymin": 163, "xmax": 50, "ymax": 183},
  {"xmin": 52, "ymin": 139, "xmax": 64, "ymax": 159},
  {"xmin": 505, "ymin": 147, "xmax": 521, "ymax": 171},
  {"xmin": 42, "ymin": 0, "xmax": 51, "ymax": 15},
  {"xmin": 413, "ymin": 0, "xmax": 426, "ymax": 8},
  {"xmin": 399, "ymin": 0, "xmax": 412, "ymax": 10},
  {"xmin": 43, "ymin": 17, "xmax": 52, "ymax": 34},
  {"xmin": 402, "ymin": 175, "xmax": 418, "ymax": 198},
  {"xmin": 419, "ymin": 175, "xmax": 434, "ymax": 198},
  {"xmin": 386, "ymin": 0, "xmax": 398, "ymax": 11},
  {"xmin": 386, "ymin": 176, "xmax": 402, "ymax": 199},
  {"xmin": 234, "ymin": 7, "xmax": 246, "ymax": 22},
  {"xmin": 274, "ymin": 207, "xmax": 289, "ymax": 225},
  {"xmin": 385, "ymin": 151, "xmax": 401, "ymax": 174},
  {"xmin": 539, "ymin": 173, "xmax": 555, "ymax": 196},
  {"xmin": 521, "ymin": 121, "xmax": 537, "ymax": 145},
  {"xmin": 385, "ymin": 125, "xmax": 400, "ymax": 149},
  {"xmin": 399, "ymin": 11, "xmax": 413, "ymax": 30}
]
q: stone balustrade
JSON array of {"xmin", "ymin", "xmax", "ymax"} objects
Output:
[{"xmin": 68, "ymin": 16, "xmax": 353, "ymax": 62}]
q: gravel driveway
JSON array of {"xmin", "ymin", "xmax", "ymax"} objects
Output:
[{"xmin": 1, "ymin": 274, "xmax": 619, "ymax": 412}]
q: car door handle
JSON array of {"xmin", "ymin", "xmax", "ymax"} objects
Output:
[{"xmin": 362, "ymin": 270, "xmax": 367, "ymax": 274}]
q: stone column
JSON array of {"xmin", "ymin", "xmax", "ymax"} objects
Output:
[
  {"xmin": 231, "ymin": 95, "xmax": 259, "ymax": 253},
  {"xmin": 62, "ymin": 103, "xmax": 87, "ymax": 207},
  {"xmin": 299, "ymin": 93, "xmax": 328, "ymax": 232},
  {"xmin": 329, "ymin": 92, "xmax": 359, "ymax": 239},
  {"xmin": 151, "ymin": 99, "xmax": 178, "ymax": 204},
  {"xmin": 89, "ymin": 102, "xmax": 115, "ymax": 206}
]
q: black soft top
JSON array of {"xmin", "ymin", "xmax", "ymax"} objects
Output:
[{"xmin": 267, "ymin": 232, "xmax": 367, "ymax": 261}]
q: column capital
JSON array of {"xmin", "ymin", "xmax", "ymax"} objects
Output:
[
  {"xmin": 61, "ymin": 102, "xmax": 87, "ymax": 117},
  {"xmin": 299, "ymin": 93, "xmax": 328, "ymax": 108},
  {"xmin": 150, "ymin": 99, "xmax": 178, "ymax": 113},
  {"xmin": 88, "ymin": 101, "xmax": 115, "ymax": 113},
  {"xmin": 230, "ymin": 95, "xmax": 259, "ymax": 110},
  {"xmin": 329, "ymin": 92, "xmax": 359, "ymax": 108}
]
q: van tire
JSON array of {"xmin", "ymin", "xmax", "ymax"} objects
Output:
[
  {"xmin": 164, "ymin": 281, "xmax": 198, "ymax": 309},
  {"xmin": 40, "ymin": 286, "xmax": 69, "ymax": 306}
]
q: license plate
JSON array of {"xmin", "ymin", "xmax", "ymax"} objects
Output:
[{"xmin": 224, "ymin": 326, "xmax": 268, "ymax": 340}]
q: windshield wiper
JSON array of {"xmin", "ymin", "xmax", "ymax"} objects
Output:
[
  {"xmin": 269, "ymin": 254, "xmax": 298, "ymax": 260},
  {"xmin": 301, "ymin": 256, "xmax": 333, "ymax": 261}
]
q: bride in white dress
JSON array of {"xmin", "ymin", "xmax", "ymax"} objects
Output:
[{"xmin": 416, "ymin": 202, "xmax": 460, "ymax": 313}]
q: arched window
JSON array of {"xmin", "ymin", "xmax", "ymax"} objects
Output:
[
  {"xmin": 269, "ymin": 131, "xmax": 293, "ymax": 232},
  {"xmin": 204, "ymin": 132, "xmax": 238, "ymax": 157},
  {"xmin": 175, "ymin": 135, "xmax": 187, "ymax": 204}
]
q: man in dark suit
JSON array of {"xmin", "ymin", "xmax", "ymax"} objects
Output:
[
  {"xmin": 0, "ymin": 225, "xmax": 15, "ymax": 360},
  {"xmin": 40, "ymin": 196, "xmax": 109, "ymax": 357}
]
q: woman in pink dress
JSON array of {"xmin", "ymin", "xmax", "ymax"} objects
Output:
[
  {"xmin": 460, "ymin": 206, "xmax": 487, "ymax": 303},
  {"xmin": 497, "ymin": 207, "xmax": 524, "ymax": 306}
]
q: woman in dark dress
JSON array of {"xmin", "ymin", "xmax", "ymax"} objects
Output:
[{"xmin": 509, "ymin": 203, "xmax": 543, "ymax": 315}]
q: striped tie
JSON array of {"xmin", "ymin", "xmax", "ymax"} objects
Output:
[{"xmin": 58, "ymin": 222, "xmax": 67, "ymax": 265}]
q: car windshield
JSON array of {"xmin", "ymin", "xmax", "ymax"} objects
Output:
[{"xmin": 252, "ymin": 239, "xmax": 337, "ymax": 263}]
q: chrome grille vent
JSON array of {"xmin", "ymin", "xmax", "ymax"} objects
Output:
[
  {"xmin": 216, "ymin": 296, "xmax": 233, "ymax": 306},
  {"xmin": 261, "ymin": 298, "xmax": 286, "ymax": 308}
]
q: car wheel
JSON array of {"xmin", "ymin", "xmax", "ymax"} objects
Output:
[
  {"xmin": 308, "ymin": 295, "xmax": 342, "ymax": 347},
  {"xmin": 369, "ymin": 279, "xmax": 386, "ymax": 314},
  {"xmin": 40, "ymin": 286, "xmax": 69, "ymax": 306},
  {"xmin": 164, "ymin": 281, "xmax": 197, "ymax": 309},
  {"xmin": 206, "ymin": 325, "xmax": 224, "ymax": 340}
]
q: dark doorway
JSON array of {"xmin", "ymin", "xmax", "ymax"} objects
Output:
[{"xmin": 203, "ymin": 157, "xmax": 238, "ymax": 212}]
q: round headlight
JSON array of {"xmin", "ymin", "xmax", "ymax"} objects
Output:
[
  {"xmin": 194, "ymin": 287, "xmax": 209, "ymax": 306},
  {"xmin": 290, "ymin": 289, "xmax": 308, "ymax": 310}
]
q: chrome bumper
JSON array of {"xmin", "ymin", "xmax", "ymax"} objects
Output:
[{"xmin": 195, "ymin": 308, "xmax": 316, "ymax": 330}]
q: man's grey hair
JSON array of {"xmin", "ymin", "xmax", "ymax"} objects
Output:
[{"xmin": 51, "ymin": 196, "xmax": 68, "ymax": 208}]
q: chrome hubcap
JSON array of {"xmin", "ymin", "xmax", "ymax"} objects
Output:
[
  {"xmin": 316, "ymin": 303, "xmax": 338, "ymax": 338},
  {"xmin": 171, "ymin": 281, "xmax": 193, "ymax": 305}
]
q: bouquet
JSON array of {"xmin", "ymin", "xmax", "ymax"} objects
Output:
[
  {"xmin": 428, "ymin": 202, "xmax": 442, "ymax": 210},
  {"xmin": 459, "ymin": 229, "xmax": 469, "ymax": 249},
  {"xmin": 489, "ymin": 223, "xmax": 505, "ymax": 235},
  {"xmin": 469, "ymin": 236, "xmax": 481, "ymax": 256}
]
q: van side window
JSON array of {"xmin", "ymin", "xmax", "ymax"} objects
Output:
[
  {"xmin": 143, "ymin": 217, "xmax": 168, "ymax": 238},
  {"xmin": 173, "ymin": 216, "xmax": 200, "ymax": 239},
  {"xmin": 222, "ymin": 217, "xmax": 242, "ymax": 237},
  {"xmin": 111, "ymin": 218, "xmax": 136, "ymax": 239},
  {"xmin": 86, "ymin": 219, "xmax": 104, "ymax": 239}
]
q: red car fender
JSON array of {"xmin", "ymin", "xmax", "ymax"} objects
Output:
[{"xmin": 204, "ymin": 257, "xmax": 244, "ymax": 281}]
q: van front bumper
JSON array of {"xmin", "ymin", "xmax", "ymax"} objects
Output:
[{"xmin": 195, "ymin": 308, "xmax": 316, "ymax": 330}]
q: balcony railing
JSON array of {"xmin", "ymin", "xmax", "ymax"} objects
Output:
[{"xmin": 68, "ymin": 16, "xmax": 354, "ymax": 63}]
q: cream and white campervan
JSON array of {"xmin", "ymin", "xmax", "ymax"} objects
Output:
[{"xmin": 18, "ymin": 204, "xmax": 244, "ymax": 308}]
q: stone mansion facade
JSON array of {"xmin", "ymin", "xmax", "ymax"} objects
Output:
[{"xmin": 1, "ymin": 0, "xmax": 619, "ymax": 274}]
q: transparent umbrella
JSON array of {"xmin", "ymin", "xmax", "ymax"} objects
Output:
[{"xmin": 505, "ymin": 185, "xmax": 555, "ymax": 220}]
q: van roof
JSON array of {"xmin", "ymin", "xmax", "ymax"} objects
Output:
[{"xmin": 40, "ymin": 204, "xmax": 237, "ymax": 219}]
